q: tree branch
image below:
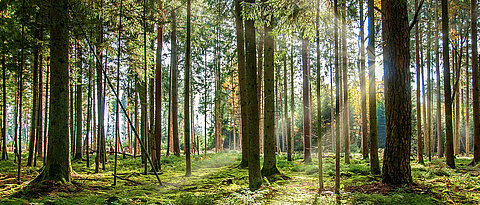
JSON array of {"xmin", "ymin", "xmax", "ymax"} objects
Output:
[{"xmin": 409, "ymin": 0, "xmax": 425, "ymax": 31}]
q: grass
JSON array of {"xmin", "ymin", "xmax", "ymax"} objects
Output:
[{"xmin": 0, "ymin": 151, "xmax": 480, "ymax": 204}]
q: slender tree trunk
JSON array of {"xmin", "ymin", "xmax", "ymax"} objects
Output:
[
  {"xmin": 415, "ymin": 0, "xmax": 424, "ymax": 165},
  {"xmin": 1, "ymin": 54, "xmax": 6, "ymax": 160},
  {"xmin": 342, "ymin": 0, "xmax": 349, "ymax": 164},
  {"xmin": 74, "ymin": 40, "xmax": 83, "ymax": 160},
  {"xmin": 86, "ymin": 51, "xmax": 92, "ymax": 167},
  {"xmin": 466, "ymin": 50, "xmax": 470, "ymax": 155},
  {"xmin": 27, "ymin": 18, "xmax": 40, "ymax": 166},
  {"xmin": 381, "ymin": 0, "xmax": 412, "ymax": 185},
  {"xmin": 258, "ymin": 31, "xmax": 264, "ymax": 155},
  {"xmin": 36, "ymin": 30, "xmax": 44, "ymax": 164},
  {"xmin": 359, "ymin": 0, "xmax": 368, "ymax": 160},
  {"xmin": 70, "ymin": 71, "xmax": 74, "ymax": 156},
  {"xmin": 95, "ymin": 0, "xmax": 106, "ymax": 173},
  {"xmin": 245, "ymin": 0, "xmax": 262, "ymax": 189},
  {"xmin": 154, "ymin": 1, "xmax": 163, "ymax": 171},
  {"xmin": 368, "ymin": 0, "xmax": 380, "ymax": 175},
  {"xmin": 302, "ymin": 33, "xmax": 312, "ymax": 164},
  {"xmin": 427, "ymin": 12, "xmax": 432, "ymax": 162},
  {"xmin": 442, "ymin": 0, "xmax": 455, "ymax": 168},
  {"xmin": 316, "ymin": 0, "xmax": 323, "ymax": 191},
  {"xmin": 114, "ymin": 0, "xmax": 124, "ymax": 185},
  {"xmin": 283, "ymin": 42, "xmax": 288, "ymax": 155},
  {"xmin": 17, "ymin": 16, "xmax": 25, "ymax": 182},
  {"xmin": 43, "ymin": 64, "xmax": 49, "ymax": 164},
  {"xmin": 171, "ymin": 10, "xmax": 179, "ymax": 157},
  {"xmin": 436, "ymin": 0, "xmax": 443, "ymax": 158},
  {"xmin": 334, "ymin": 0, "xmax": 341, "ymax": 196},
  {"xmin": 185, "ymin": 0, "xmax": 192, "ymax": 177},
  {"xmin": 470, "ymin": 0, "xmax": 479, "ymax": 165},
  {"xmin": 33, "ymin": 0, "xmax": 71, "ymax": 183}
]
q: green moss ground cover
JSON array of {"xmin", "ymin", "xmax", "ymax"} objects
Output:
[{"xmin": 1, "ymin": 151, "xmax": 479, "ymax": 204}]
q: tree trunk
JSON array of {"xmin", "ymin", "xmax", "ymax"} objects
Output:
[
  {"xmin": 368, "ymin": 0, "xmax": 380, "ymax": 175},
  {"xmin": 154, "ymin": 2, "xmax": 163, "ymax": 171},
  {"xmin": 33, "ymin": 0, "xmax": 71, "ymax": 183},
  {"xmin": 1, "ymin": 54, "xmax": 7, "ymax": 160},
  {"xmin": 427, "ymin": 12, "xmax": 432, "ymax": 162},
  {"xmin": 316, "ymin": 0, "xmax": 323, "ymax": 191},
  {"xmin": 302, "ymin": 33, "xmax": 312, "ymax": 164},
  {"xmin": 334, "ymin": 0, "xmax": 341, "ymax": 195},
  {"xmin": 36, "ymin": 30, "xmax": 44, "ymax": 164},
  {"xmin": 415, "ymin": 0, "xmax": 424, "ymax": 165},
  {"xmin": 27, "ymin": 19, "xmax": 40, "ymax": 167},
  {"xmin": 185, "ymin": 0, "xmax": 192, "ymax": 177},
  {"xmin": 74, "ymin": 40, "xmax": 83, "ymax": 160},
  {"xmin": 381, "ymin": 0, "xmax": 412, "ymax": 185},
  {"xmin": 436, "ymin": 0, "xmax": 443, "ymax": 158},
  {"xmin": 442, "ymin": 0, "xmax": 455, "ymax": 168},
  {"xmin": 171, "ymin": 10, "xmax": 180, "ymax": 157},
  {"xmin": 471, "ymin": 0, "xmax": 479, "ymax": 165},
  {"xmin": 95, "ymin": 0, "xmax": 106, "ymax": 173},
  {"xmin": 342, "ymin": 0, "xmax": 349, "ymax": 164},
  {"xmin": 261, "ymin": 16, "xmax": 279, "ymax": 176},
  {"xmin": 245, "ymin": 0, "xmax": 262, "ymax": 189},
  {"xmin": 359, "ymin": 0, "xmax": 368, "ymax": 160}
]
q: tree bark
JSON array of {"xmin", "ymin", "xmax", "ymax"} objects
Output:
[
  {"xmin": 368, "ymin": 0, "xmax": 380, "ymax": 175},
  {"xmin": 74, "ymin": 40, "xmax": 83, "ymax": 160},
  {"xmin": 442, "ymin": 0, "xmax": 455, "ymax": 168},
  {"xmin": 33, "ymin": 0, "xmax": 72, "ymax": 183},
  {"xmin": 154, "ymin": 1, "xmax": 163, "ymax": 171},
  {"xmin": 381, "ymin": 0, "xmax": 412, "ymax": 185},
  {"xmin": 359, "ymin": 0, "xmax": 368, "ymax": 160},
  {"xmin": 1, "ymin": 54, "xmax": 6, "ymax": 160},
  {"xmin": 334, "ymin": 0, "xmax": 341, "ymax": 195},
  {"xmin": 316, "ymin": 0, "xmax": 323, "ymax": 191},
  {"xmin": 184, "ymin": 0, "xmax": 192, "ymax": 177},
  {"xmin": 415, "ymin": 0, "xmax": 424, "ymax": 165},
  {"xmin": 261, "ymin": 15, "xmax": 279, "ymax": 176},
  {"xmin": 245, "ymin": 0, "xmax": 262, "ymax": 189},
  {"xmin": 27, "ymin": 18, "xmax": 40, "ymax": 166},
  {"xmin": 471, "ymin": 0, "xmax": 479, "ymax": 165},
  {"xmin": 435, "ymin": 0, "xmax": 443, "ymax": 158},
  {"xmin": 302, "ymin": 33, "xmax": 312, "ymax": 164},
  {"xmin": 342, "ymin": 0, "xmax": 349, "ymax": 164},
  {"xmin": 171, "ymin": 10, "xmax": 180, "ymax": 157}
]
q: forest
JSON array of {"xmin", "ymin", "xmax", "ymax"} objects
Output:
[{"xmin": 0, "ymin": 0, "xmax": 480, "ymax": 204}]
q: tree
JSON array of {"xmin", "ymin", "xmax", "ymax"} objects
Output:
[
  {"xmin": 342, "ymin": 0, "xmax": 349, "ymax": 164},
  {"xmin": 334, "ymin": 0, "xmax": 341, "ymax": 195},
  {"xmin": 96, "ymin": 0, "xmax": 106, "ymax": 173},
  {"xmin": 415, "ymin": 0, "xmax": 424, "ymax": 165},
  {"xmin": 27, "ymin": 13, "xmax": 40, "ymax": 166},
  {"xmin": 316, "ymin": 0, "xmax": 323, "ymax": 191},
  {"xmin": 302, "ymin": 32, "xmax": 312, "ymax": 164},
  {"xmin": 33, "ymin": 0, "xmax": 71, "ymax": 183},
  {"xmin": 381, "ymin": 0, "xmax": 412, "ymax": 185},
  {"xmin": 442, "ymin": 0, "xmax": 455, "ymax": 169},
  {"xmin": 368, "ymin": 0, "xmax": 380, "ymax": 175},
  {"xmin": 261, "ymin": 2, "xmax": 279, "ymax": 176},
  {"xmin": 245, "ymin": 0, "xmax": 262, "ymax": 190},
  {"xmin": 154, "ymin": 1, "xmax": 163, "ymax": 172},
  {"xmin": 73, "ymin": 40, "xmax": 83, "ymax": 161},
  {"xmin": 235, "ymin": 0, "xmax": 248, "ymax": 167},
  {"xmin": 471, "ymin": 0, "xmax": 479, "ymax": 165},
  {"xmin": 171, "ymin": 9, "xmax": 180, "ymax": 157},
  {"xmin": 359, "ymin": 0, "xmax": 368, "ymax": 160},
  {"xmin": 435, "ymin": 0, "xmax": 443, "ymax": 158},
  {"xmin": 185, "ymin": 0, "xmax": 192, "ymax": 177}
]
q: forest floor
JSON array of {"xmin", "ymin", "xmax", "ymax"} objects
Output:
[{"xmin": 1, "ymin": 151, "xmax": 480, "ymax": 204}]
